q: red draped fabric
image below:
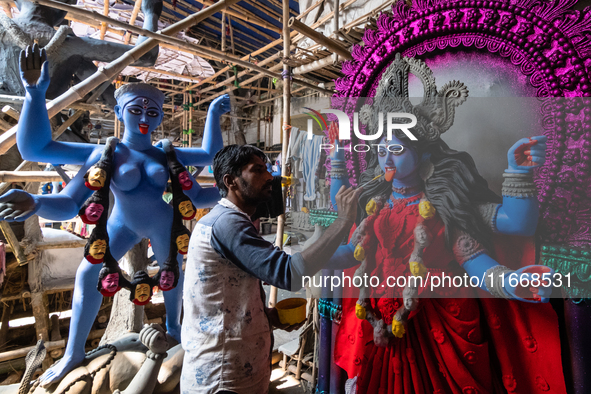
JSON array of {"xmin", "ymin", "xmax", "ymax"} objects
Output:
[{"xmin": 334, "ymin": 202, "xmax": 566, "ymax": 394}]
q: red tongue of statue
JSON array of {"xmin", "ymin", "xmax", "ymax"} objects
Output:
[
  {"xmin": 139, "ymin": 125, "xmax": 149, "ymax": 135},
  {"xmin": 385, "ymin": 168, "xmax": 396, "ymax": 182}
]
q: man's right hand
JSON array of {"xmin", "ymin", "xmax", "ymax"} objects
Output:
[
  {"xmin": 0, "ymin": 190, "xmax": 38, "ymax": 221},
  {"xmin": 335, "ymin": 185, "xmax": 363, "ymax": 223}
]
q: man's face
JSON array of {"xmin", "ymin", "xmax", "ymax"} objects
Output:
[
  {"xmin": 88, "ymin": 168, "xmax": 106, "ymax": 188},
  {"xmin": 135, "ymin": 283, "xmax": 151, "ymax": 303},
  {"xmin": 102, "ymin": 273, "xmax": 119, "ymax": 292},
  {"xmin": 89, "ymin": 239, "xmax": 107, "ymax": 259},
  {"xmin": 85, "ymin": 203, "xmax": 104, "ymax": 222},
  {"xmin": 176, "ymin": 234, "xmax": 190, "ymax": 253},
  {"xmin": 235, "ymin": 155, "xmax": 274, "ymax": 204},
  {"xmin": 178, "ymin": 200, "xmax": 195, "ymax": 218},
  {"xmin": 160, "ymin": 271, "xmax": 175, "ymax": 290},
  {"xmin": 178, "ymin": 171, "xmax": 193, "ymax": 190}
]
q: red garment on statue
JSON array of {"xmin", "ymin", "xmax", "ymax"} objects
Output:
[{"xmin": 334, "ymin": 202, "xmax": 566, "ymax": 394}]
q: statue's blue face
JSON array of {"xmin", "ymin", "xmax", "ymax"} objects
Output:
[
  {"xmin": 116, "ymin": 96, "xmax": 164, "ymax": 135},
  {"xmin": 377, "ymin": 135, "xmax": 420, "ymax": 184}
]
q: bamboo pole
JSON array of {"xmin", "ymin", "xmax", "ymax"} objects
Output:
[
  {"xmin": 288, "ymin": 17, "xmax": 351, "ymax": 60},
  {"xmin": 333, "ymin": 0, "xmax": 340, "ymax": 63},
  {"xmin": 221, "ymin": 12, "xmax": 227, "ymax": 53},
  {"xmin": 0, "ymin": 0, "xmax": 243, "ymax": 155},
  {"xmin": 270, "ymin": 0, "xmax": 293, "ymax": 309},
  {"xmin": 99, "ymin": 0, "xmax": 110, "ymax": 40},
  {"xmin": 228, "ymin": 15, "xmax": 235, "ymax": 55},
  {"xmin": 0, "ymin": 95, "xmax": 102, "ymax": 113},
  {"xmin": 0, "ymin": 171, "xmax": 68, "ymax": 182},
  {"xmin": 0, "ymin": 222, "xmax": 27, "ymax": 265},
  {"xmin": 124, "ymin": 0, "xmax": 143, "ymax": 45},
  {"xmin": 189, "ymin": 92, "xmax": 193, "ymax": 147},
  {"xmin": 133, "ymin": 66, "xmax": 204, "ymax": 83},
  {"xmin": 0, "ymin": 340, "xmax": 65, "ymax": 363},
  {"xmin": 1, "ymin": 106, "xmax": 19, "ymax": 121}
]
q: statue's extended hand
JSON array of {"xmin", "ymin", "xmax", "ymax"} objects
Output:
[
  {"xmin": 19, "ymin": 44, "xmax": 50, "ymax": 92},
  {"xmin": 140, "ymin": 324, "xmax": 168, "ymax": 356},
  {"xmin": 155, "ymin": 138, "xmax": 173, "ymax": 153},
  {"xmin": 0, "ymin": 190, "xmax": 38, "ymax": 222},
  {"xmin": 502, "ymin": 264, "xmax": 555, "ymax": 303},
  {"xmin": 209, "ymin": 94, "xmax": 231, "ymax": 117},
  {"xmin": 507, "ymin": 135, "xmax": 547, "ymax": 172}
]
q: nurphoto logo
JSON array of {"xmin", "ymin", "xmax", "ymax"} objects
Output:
[{"xmin": 304, "ymin": 108, "xmax": 418, "ymax": 153}]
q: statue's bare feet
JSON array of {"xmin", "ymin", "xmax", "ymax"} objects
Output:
[{"xmin": 38, "ymin": 353, "xmax": 85, "ymax": 387}]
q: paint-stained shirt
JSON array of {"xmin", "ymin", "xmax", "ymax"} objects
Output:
[{"xmin": 180, "ymin": 198, "xmax": 306, "ymax": 394}]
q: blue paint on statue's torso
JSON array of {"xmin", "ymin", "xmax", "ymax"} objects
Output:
[{"xmin": 108, "ymin": 143, "xmax": 173, "ymax": 236}]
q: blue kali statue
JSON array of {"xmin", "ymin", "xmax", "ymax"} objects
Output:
[{"xmin": 0, "ymin": 45, "xmax": 230, "ymax": 385}]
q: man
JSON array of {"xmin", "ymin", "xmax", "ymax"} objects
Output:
[{"xmin": 181, "ymin": 144, "xmax": 361, "ymax": 394}]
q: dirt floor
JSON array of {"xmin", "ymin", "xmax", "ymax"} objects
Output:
[{"xmin": 269, "ymin": 367, "xmax": 309, "ymax": 393}]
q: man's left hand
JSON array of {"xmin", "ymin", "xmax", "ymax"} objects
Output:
[{"xmin": 266, "ymin": 307, "xmax": 305, "ymax": 332}]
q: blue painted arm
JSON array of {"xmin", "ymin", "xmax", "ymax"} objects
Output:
[
  {"xmin": 182, "ymin": 170, "xmax": 221, "ymax": 209},
  {"xmin": 329, "ymin": 143, "xmax": 350, "ymax": 209},
  {"xmin": 17, "ymin": 46, "xmax": 98, "ymax": 165},
  {"xmin": 495, "ymin": 197, "xmax": 539, "ymax": 236},
  {"xmin": 0, "ymin": 149, "xmax": 101, "ymax": 222},
  {"xmin": 324, "ymin": 243, "xmax": 359, "ymax": 270},
  {"xmin": 463, "ymin": 253, "xmax": 554, "ymax": 303},
  {"xmin": 495, "ymin": 135, "xmax": 547, "ymax": 236},
  {"xmin": 174, "ymin": 95, "xmax": 230, "ymax": 166}
]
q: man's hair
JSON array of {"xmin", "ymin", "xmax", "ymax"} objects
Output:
[{"xmin": 213, "ymin": 145, "xmax": 268, "ymax": 197}]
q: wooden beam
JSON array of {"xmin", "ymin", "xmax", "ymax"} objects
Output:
[
  {"xmin": 99, "ymin": 0, "xmax": 110, "ymax": 40},
  {"xmin": 1, "ymin": 106, "xmax": 19, "ymax": 121},
  {"xmin": 52, "ymin": 110, "xmax": 84, "ymax": 140},
  {"xmin": 0, "ymin": 222, "xmax": 27, "ymax": 266},
  {"xmin": 0, "ymin": 171, "xmax": 66, "ymax": 182},
  {"xmin": 0, "ymin": 339, "xmax": 65, "ymax": 363},
  {"xmin": 124, "ymin": 0, "xmax": 143, "ymax": 45}
]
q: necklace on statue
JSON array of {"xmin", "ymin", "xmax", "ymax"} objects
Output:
[{"xmin": 392, "ymin": 184, "xmax": 423, "ymax": 196}]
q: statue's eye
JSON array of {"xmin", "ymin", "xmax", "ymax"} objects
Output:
[
  {"xmin": 388, "ymin": 145, "xmax": 405, "ymax": 156},
  {"xmin": 128, "ymin": 108, "xmax": 142, "ymax": 115},
  {"xmin": 147, "ymin": 110, "xmax": 159, "ymax": 117},
  {"xmin": 378, "ymin": 149, "xmax": 387, "ymax": 157}
]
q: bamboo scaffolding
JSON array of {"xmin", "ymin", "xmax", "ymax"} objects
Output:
[
  {"xmin": 183, "ymin": 0, "xmax": 357, "ymax": 94},
  {"xmin": 34, "ymin": 0, "xmax": 330, "ymax": 94},
  {"xmin": 288, "ymin": 17, "xmax": 352, "ymax": 60},
  {"xmin": 0, "ymin": 0, "xmax": 243, "ymax": 155},
  {"xmin": 174, "ymin": 0, "xmax": 278, "ymax": 42},
  {"xmin": 188, "ymin": 0, "xmax": 282, "ymax": 33}
]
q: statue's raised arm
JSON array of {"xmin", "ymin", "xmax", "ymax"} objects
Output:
[
  {"xmin": 174, "ymin": 94, "xmax": 230, "ymax": 166},
  {"xmin": 17, "ymin": 44, "xmax": 98, "ymax": 165}
]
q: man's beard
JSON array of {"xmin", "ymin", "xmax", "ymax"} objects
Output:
[{"xmin": 237, "ymin": 177, "xmax": 272, "ymax": 205}]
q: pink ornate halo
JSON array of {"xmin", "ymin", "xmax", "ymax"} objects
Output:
[{"xmin": 333, "ymin": 0, "xmax": 591, "ymax": 245}]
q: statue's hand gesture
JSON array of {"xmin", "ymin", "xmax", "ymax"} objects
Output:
[
  {"xmin": 140, "ymin": 323, "xmax": 169, "ymax": 356},
  {"xmin": 209, "ymin": 94, "xmax": 231, "ymax": 117},
  {"xmin": 0, "ymin": 190, "xmax": 38, "ymax": 222},
  {"xmin": 19, "ymin": 44, "xmax": 50, "ymax": 93},
  {"xmin": 507, "ymin": 135, "xmax": 547, "ymax": 173}
]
